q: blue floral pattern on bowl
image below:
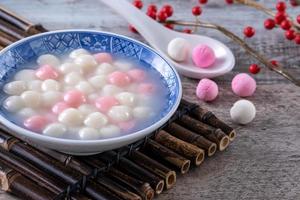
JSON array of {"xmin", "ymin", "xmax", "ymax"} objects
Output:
[{"xmin": 0, "ymin": 30, "xmax": 181, "ymax": 128}]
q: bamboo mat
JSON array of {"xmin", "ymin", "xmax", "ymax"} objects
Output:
[{"xmin": 0, "ymin": 6, "xmax": 237, "ymax": 200}]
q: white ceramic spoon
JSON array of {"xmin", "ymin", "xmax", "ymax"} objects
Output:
[{"xmin": 101, "ymin": 0, "xmax": 235, "ymax": 78}]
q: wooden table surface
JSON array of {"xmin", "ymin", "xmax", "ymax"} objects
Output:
[{"xmin": 0, "ymin": 0, "xmax": 300, "ymax": 199}]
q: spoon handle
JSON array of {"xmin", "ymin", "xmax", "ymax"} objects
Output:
[{"xmin": 100, "ymin": 0, "xmax": 171, "ymax": 46}]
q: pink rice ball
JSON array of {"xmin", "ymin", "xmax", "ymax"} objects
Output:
[
  {"xmin": 95, "ymin": 96, "xmax": 119, "ymax": 113},
  {"xmin": 108, "ymin": 71, "xmax": 131, "ymax": 87},
  {"xmin": 128, "ymin": 69, "xmax": 146, "ymax": 82},
  {"xmin": 94, "ymin": 53, "xmax": 113, "ymax": 64},
  {"xmin": 63, "ymin": 90, "xmax": 86, "ymax": 107},
  {"xmin": 231, "ymin": 73, "xmax": 256, "ymax": 97},
  {"xmin": 52, "ymin": 102, "xmax": 71, "ymax": 114},
  {"xmin": 24, "ymin": 115, "xmax": 48, "ymax": 132},
  {"xmin": 35, "ymin": 65, "xmax": 59, "ymax": 80},
  {"xmin": 192, "ymin": 44, "xmax": 216, "ymax": 68},
  {"xmin": 138, "ymin": 83, "xmax": 155, "ymax": 95},
  {"xmin": 196, "ymin": 78, "xmax": 219, "ymax": 102}
]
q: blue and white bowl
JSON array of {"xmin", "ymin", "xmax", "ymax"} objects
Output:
[{"xmin": 0, "ymin": 30, "xmax": 182, "ymax": 155}]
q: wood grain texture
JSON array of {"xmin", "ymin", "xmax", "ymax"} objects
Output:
[{"xmin": 0, "ymin": 0, "xmax": 299, "ymax": 199}]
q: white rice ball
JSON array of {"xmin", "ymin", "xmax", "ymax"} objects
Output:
[
  {"xmin": 3, "ymin": 96, "xmax": 24, "ymax": 112},
  {"xmin": 17, "ymin": 108, "xmax": 37, "ymax": 118},
  {"xmin": 63, "ymin": 86, "xmax": 74, "ymax": 92},
  {"xmin": 41, "ymin": 79, "xmax": 60, "ymax": 91},
  {"xmin": 99, "ymin": 125, "xmax": 121, "ymax": 138},
  {"xmin": 79, "ymin": 127, "xmax": 100, "ymax": 140},
  {"xmin": 43, "ymin": 123, "xmax": 67, "ymax": 137},
  {"xmin": 167, "ymin": 38, "xmax": 190, "ymax": 62},
  {"xmin": 64, "ymin": 72, "xmax": 83, "ymax": 85},
  {"xmin": 108, "ymin": 105, "xmax": 132, "ymax": 122},
  {"xmin": 88, "ymin": 75, "xmax": 106, "ymax": 89},
  {"xmin": 95, "ymin": 63, "xmax": 115, "ymax": 75},
  {"xmin": 102, "ymin": 84, "xmax": 122, "ymax": 96},
  {"xmin": 84, "ymin": 112, "xmax": 108, "ymax": 128},
  {"xmin": 14, "ymin": 69, "xmax": 36, "ymax": 81},
  {"xmin": 58, "ymin": 108, "xmax": 83, "ymax": 126},
  {"xmin": 37, "ymin": 54, "xmax": 60, "ymax": 67},
  {"xmin": 88, "ymin": 94, "xmax": 99, "ymax": 102},
  {"xmin": 133, "ymin": 106, "xmax": 152, "ymax": 119},
  {"xmin": 3, "ymin": 81, "xmax": 27, "ymax": 95},
  {"xmin": 137, "ymin": 95, "xmax": 153, "ymax": 106},
  {"xmin": 21, "ymin": 91, "xmax": 41, "ymax": 108},
  {"xmin": 42, "ymin": 91, "xmax": 61, "ymax": 107},
  {"xmin": 59, "ymin": 62, "xmax": 78, "ymax": 74},
  {"xmin": 114, "ymin": 61, "xmax": 133, "ymax": 71},
  {"xmin": 115, "ymin": 92, "xmax": 137, "ymax": 107},
  {"xmin": 230, "ymin": 100, "xmax": 256, "ymax": 125},
  {"xmin": 75, "ymin": 81, "xmax": 94, "ymax": 95},
  {"xmin": 27, "ymin": 80, "xmax": 43, "ymax": 91},
  {"xmin": 69, "ymin": 49, "xmax": 89, "ymax": 59},
  {"xmin": 74, "ymin": 54, "xmax": 97, "ymax": 74},
  {"xmin": 78, "ymin": 104, "xmax": 98, "ymax": 117}
]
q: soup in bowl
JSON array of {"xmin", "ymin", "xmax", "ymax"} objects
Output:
[{"xmin": 0, "ymin": 30, "xmax": 182, "ymax": 155}]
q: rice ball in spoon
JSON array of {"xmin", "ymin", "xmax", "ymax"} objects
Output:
[{"xmin": 167, "ymin": 38, "xmax": 190, "ymax": 62}]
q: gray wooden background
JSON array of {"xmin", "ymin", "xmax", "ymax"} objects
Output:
[{"xmin": 0, "ymin": 0, "xmax": 300, "ymax": 200}]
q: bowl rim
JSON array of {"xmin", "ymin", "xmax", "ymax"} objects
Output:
[{"xmin": 0, "ymin": 29, "xmax": 182, "ymax": 145}]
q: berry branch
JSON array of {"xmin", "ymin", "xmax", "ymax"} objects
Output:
[
  {"xmin": 234, "ymin": 0, "xmax": 300, "ymax": 31},
  {"xmin": 129, "ymin": 0, "xmax": 300, "ymax": 86}
]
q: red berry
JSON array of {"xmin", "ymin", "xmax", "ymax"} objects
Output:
[
  {"xmin": 164, "ymin": 24, "xmax": 174, "ymax": 30},
  {"xmin": 225, "ymin": 0, "xmax": 234, "ymax": 4},
  {"xmin": 129, "ymin": 25, "xmax": 138, "ymax": 33},
  {"xmin": 285, "ymin": 29, "xmax": 296, "ymax": 40},
  {"xmin": 264, "ymin": 18, "xmax": 276, "ymax": 30},
  {"xmin": 147, "ymin": 10, "xmax": 156, "ymax": 20},
  {"xmin": 270, "ymin": 60, "xmax": 278, "ymax": 67},
  {"xmin": 183, "ymin": 29, "xmax": 192, "ymax": 34},
  {"xmin": 157, "ymin": 10, "xmax": 168, "ymax": 22},
  {"xmin": 132, "ymin": 0, "xmax": 143, "ymax": 9},
  {"xmin": 192, "ymin": 6, "xmax": 202, "ymax": 16},
  {"xmin": 275, "ymin": 12, "xmax": 287, "ymax": 24},
  {"xmin": 161, "ymin": 4, "xmax": 173, "ymax": 17},
  {"xmin": 147, "ymin": 4, "xmax": 157, "ymax": 13},
  {"xmin": 281, "ymin": 20, "xmax": 292, "ymax": 30},
  {"xmin": 290, "ymin": 0, "xmax": 298, "ymax": 6},
  {"xmin": 297, "ymin": 15, "xmax": 300, "ymax": 24},
  {"xmin": 249, "ymin": 64, "xmax": 260, "ymax": 74},
  {"xmin": 243, "ymin": 26, "xmax": 255, "ymax": 38},
  {"xmin": 295, "ymin": 34, "xmax": 300, "ymax": 44},
  {"xmin": 199, "ymin": 0, "xmax": 208, "ymax": 4},
  {"xmin": 276, "ymin": 1, "xmax": 286, "ymax": 12}
]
